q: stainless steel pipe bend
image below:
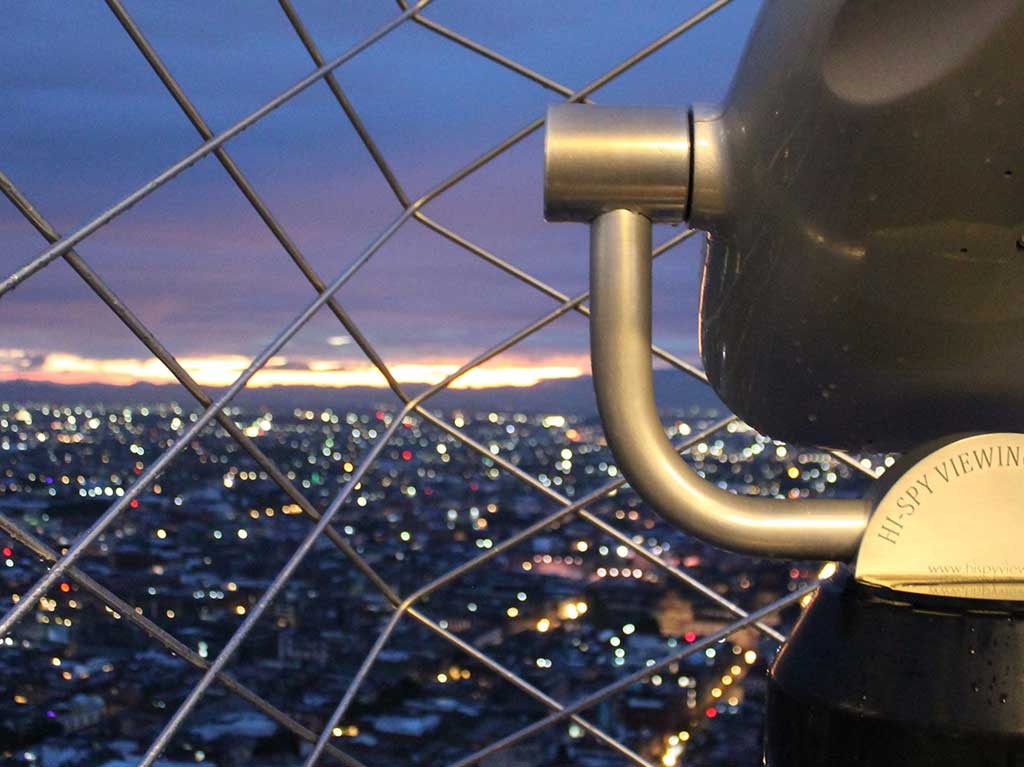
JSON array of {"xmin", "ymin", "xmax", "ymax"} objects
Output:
[
  {"xmin": 545, "ymin": 103, "xmax": 870, "ymax": 560},
  {"xmin": 589, "ymin": 208, "xmax": 869, "ymax": 560}
]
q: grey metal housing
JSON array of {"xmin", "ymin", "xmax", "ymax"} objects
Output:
[{"xmin": 699, "ymin": 0, "xmax": 1024, "ymax": 451}]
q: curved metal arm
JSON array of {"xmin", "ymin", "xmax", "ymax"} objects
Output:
[{"xmin": 590, "ymin": 209, "xmax": 870, "ymax": 560}]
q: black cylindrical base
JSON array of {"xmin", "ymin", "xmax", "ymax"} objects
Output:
[{"xmin": 765, "ymin": 571, "xmax": 1024, "ymax": 766}]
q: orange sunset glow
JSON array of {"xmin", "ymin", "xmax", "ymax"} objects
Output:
[{"xmin": 0, "ymin": 349, "xmax": 589, "ymax": 390}]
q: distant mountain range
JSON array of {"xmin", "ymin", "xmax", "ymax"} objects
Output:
[{"xmin": 0, "ymin": 372, "xmax": 727, "ymax": 415}]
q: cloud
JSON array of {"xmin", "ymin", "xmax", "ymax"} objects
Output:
[{"xmin": 0, "ymin": 348, "xmax": 47, "ymax": 371}]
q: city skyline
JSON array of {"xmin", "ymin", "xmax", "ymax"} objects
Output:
[{"xmin": 0, "ymin": 398, "xmax": 862, "ymax": 766}]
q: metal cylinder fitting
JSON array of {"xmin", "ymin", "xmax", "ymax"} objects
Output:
[{"xmin": 543, "ymin": 104, "xmax": 690, "ymax": 223}]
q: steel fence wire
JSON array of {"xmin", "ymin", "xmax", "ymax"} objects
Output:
[{"xmin": 0, "ymin": 2, "xmax": 883, "ymax": 765}]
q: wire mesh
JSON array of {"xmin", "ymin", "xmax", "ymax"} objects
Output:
[{"xmin": 0, "ymin": 2, "xmax": 883, "ymax": 765}]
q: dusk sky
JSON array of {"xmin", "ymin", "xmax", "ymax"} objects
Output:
[{"xmin": 1, "ymin": 0, "xmax": 761, "ymax": 390}]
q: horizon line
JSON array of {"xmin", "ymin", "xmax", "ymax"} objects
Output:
[{"xmin": 0, "ymin": 350, "xmax": 593, "ymax": 391}]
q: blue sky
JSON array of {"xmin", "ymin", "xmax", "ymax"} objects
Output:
[{"xmin": 1, "ymin": 0, "xmax": 761, "ymax": 388}]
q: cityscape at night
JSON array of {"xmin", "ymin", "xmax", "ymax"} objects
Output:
[
  {"xmin": 1, "ymin": 3, "xmax": 824, "ymax": 762},
  {"xmin": 11, "ymin": 0, "xmax": 1017, "ymax": 764},
  {"xmin": 0, "ymin": 399, "xmax": 875, "ymax": 766}
]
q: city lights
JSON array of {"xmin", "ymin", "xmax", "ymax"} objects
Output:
[{"xmin": 0, "ymin": 400, "xmax": 869, "ymax": 764}]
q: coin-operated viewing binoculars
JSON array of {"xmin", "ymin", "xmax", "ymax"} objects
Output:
[{"xmin": 544, "ymin": 1, "xmax": 1024, "ymax": 763}]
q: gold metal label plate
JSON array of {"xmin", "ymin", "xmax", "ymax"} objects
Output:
[{"xmin": 855, "ymin": 433, "xmax": 1024, "ymax": 600}]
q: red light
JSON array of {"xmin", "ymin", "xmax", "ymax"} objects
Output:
[
  {"xmin": 375, "ymin": 410, "xmax": 385, "ymax": 420},
  {"xmin": 401, "ymin": 450, "xmax": 412, "ymax": 461},
  {"xmin": 705, "ymin": 707, "xmax": 718, "ymax": 718},
  {"xmin": 59, "ymin": 583, "xmax": 71, "ymax": 593},
  {"xmin": 684, "ymin": 631, "xmax": 697, "ymax": 643},
  {"xmin": 2, "ymin": 547, "xmax": 11, "ymax": 557},
  {"xmin": 130, "ymin": 499, "xmax": 139, "ymax": 509}
]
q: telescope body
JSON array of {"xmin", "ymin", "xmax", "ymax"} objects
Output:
[
  {"xmin": 543, "ymin": 2, "xmax": 1024, "ymax": 761},
  {"xmin": 697, "ymin": 0, "xmax": 1024, "ymax": 452},
  {"xmin": 543, "ymin": 0, "xmax": 1024, "ymax": 560}
]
